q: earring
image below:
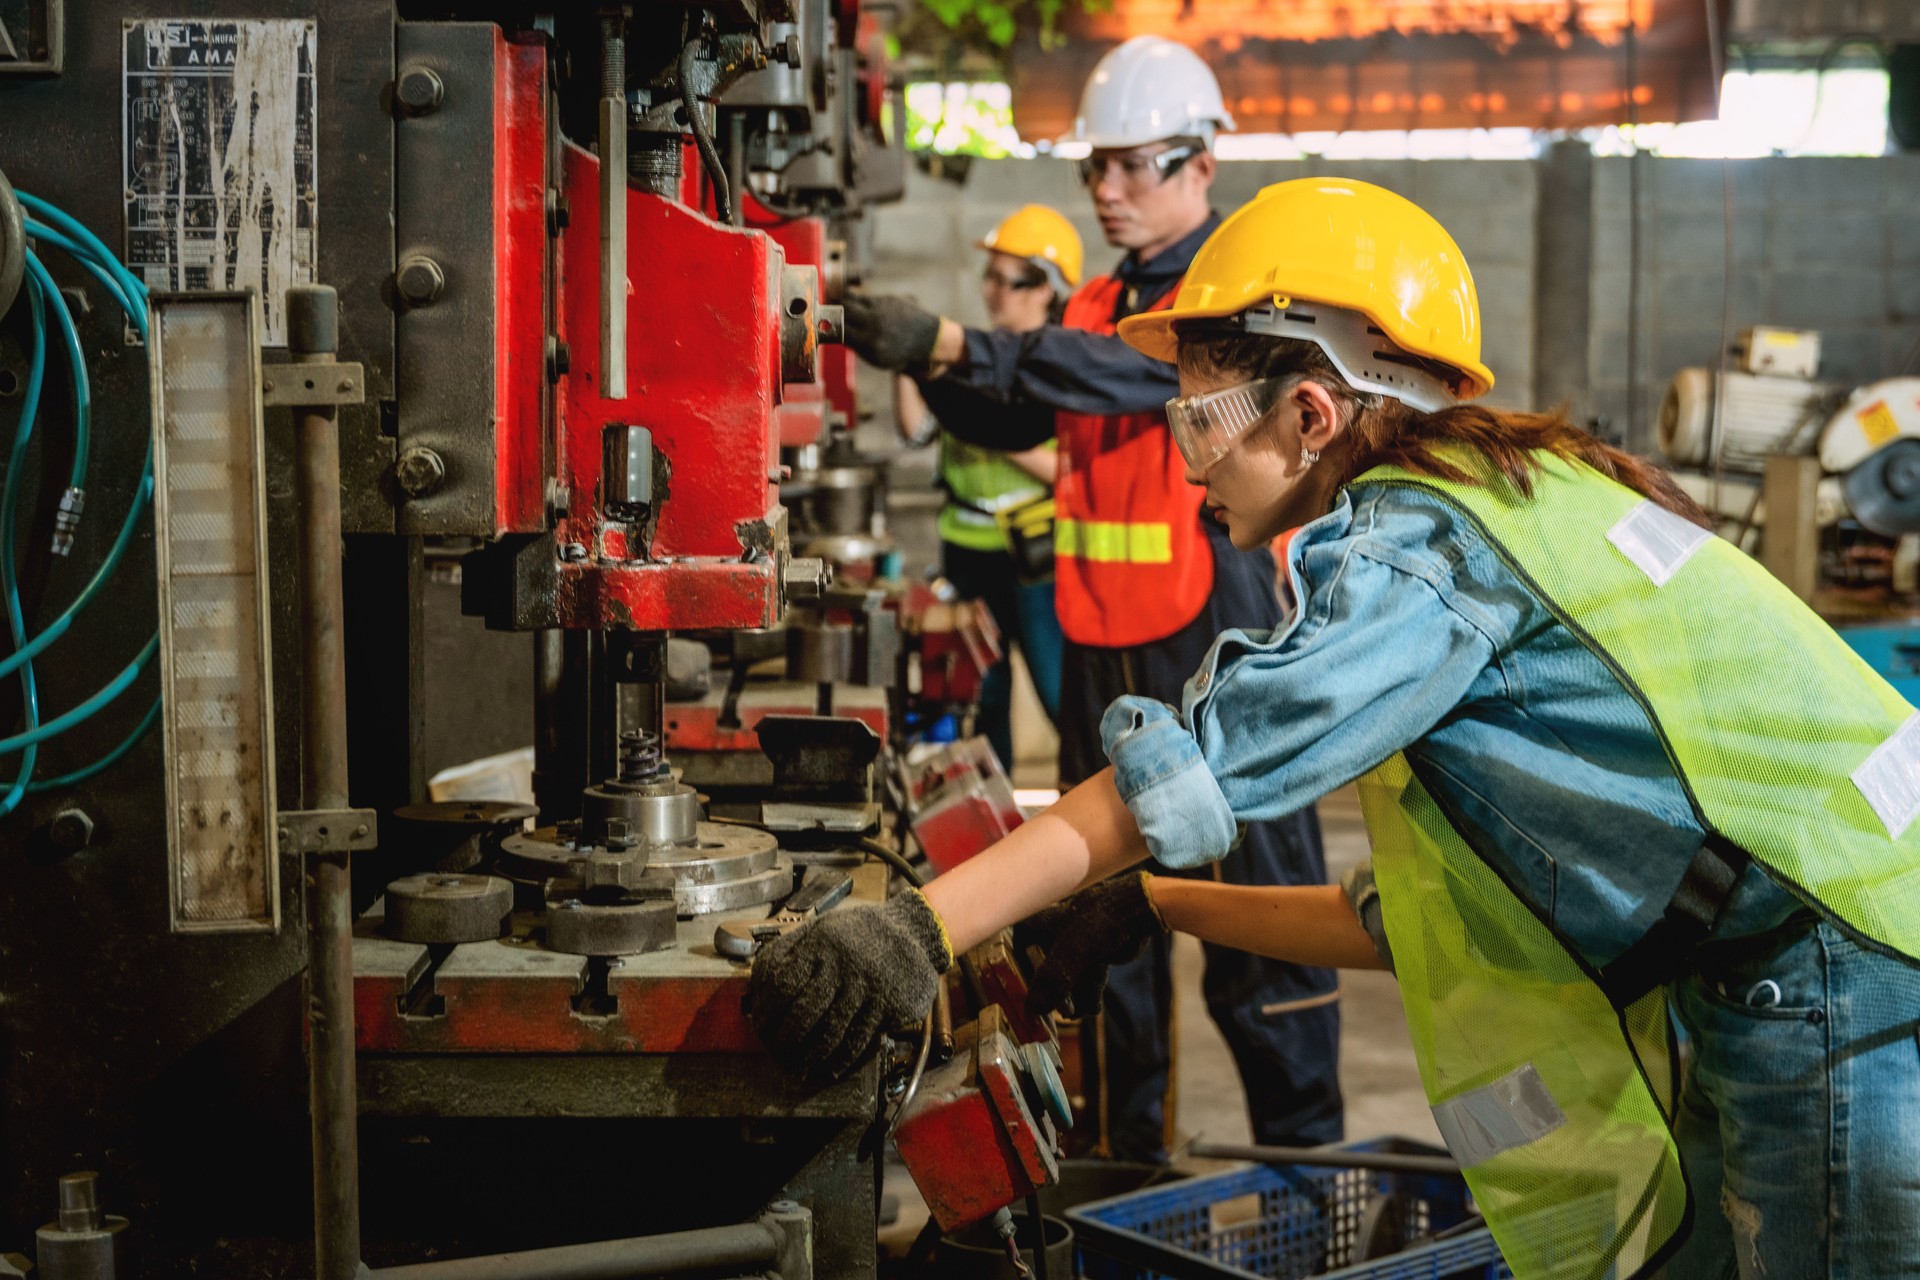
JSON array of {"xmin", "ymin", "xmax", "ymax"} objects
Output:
[{"xmin": 1300, "ymin": 446, "xmax": 1321, "ymax": 466}]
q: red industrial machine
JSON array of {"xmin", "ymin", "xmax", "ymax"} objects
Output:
[{"xmin": 0, "ymin": 1, "xmax": 1060, "ymax": 1277}]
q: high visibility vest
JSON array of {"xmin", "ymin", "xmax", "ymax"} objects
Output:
[
  {"xmin": 936, "ymin": 433, "xmax": 1052, "ymax": 553},
  {"xmin": 1052, "ymin": 277, "xmax": 1213, "ymax": 647},
  {"xmin": 1349, "ymin": 449, "xmax": 1920, "ymax": 1280}
]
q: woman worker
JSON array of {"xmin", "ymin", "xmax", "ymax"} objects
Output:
[
  {"xmin": 895, "ymin": 205, "xmax": 1073, "ymax": 771},
  {"xmin": 750, "ymin": 179, "xmax": 1920, "ymax": 1277}
]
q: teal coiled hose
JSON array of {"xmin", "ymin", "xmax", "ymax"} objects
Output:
[{"xmin": 0, "ymin": 190, "xmax": 159, "ymax": 808}]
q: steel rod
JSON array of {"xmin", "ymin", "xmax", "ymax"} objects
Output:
[
  {"xmin": 367, "ymin": 1221, "xmax": 784, "ymax": 1280},
  {"xmin": 289, "ymin": 284, "xmax": 362, "ymax": 1279},
  {"xmin": 1187, "ymin": 1141, "xmax": 1460, "ymax": 1177}
]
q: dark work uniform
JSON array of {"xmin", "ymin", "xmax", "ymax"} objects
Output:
[{"xmin": 924, "ymin": 216, "xmax": 1343, "ymax": 1161}]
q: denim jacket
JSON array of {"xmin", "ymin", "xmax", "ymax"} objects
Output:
[{"xmin": 1102, "ymin": 481, "xmax": 1807, "ymax": 970}]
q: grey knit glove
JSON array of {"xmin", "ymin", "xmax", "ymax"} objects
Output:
[
  {"xmin": 747, "ymin": 889, "xmax": 952, "ymax": 1082},
  {"xmin": 841, "ymin": 294, "xmax": 942, "ymax": 372}
]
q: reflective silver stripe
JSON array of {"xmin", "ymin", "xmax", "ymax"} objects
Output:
[
  {"xmin": 1430, "ymin": 1063, "xmax": 1567, "ymax": 1167},
  {"xmin": 1606, "ymin": 500, "xmax": 1712, "ymax": 587}
]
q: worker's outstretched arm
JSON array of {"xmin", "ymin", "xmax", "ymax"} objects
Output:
[
  {"xmin": 922, "ymin": 767, "xmax": 1148, "ymax": 954},
  {"xmin": 1151, "ymin": 879, "xmax": 1388, "ymax": 970}
]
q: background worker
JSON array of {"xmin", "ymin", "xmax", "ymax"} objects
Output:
[
  {"xmin": 894, "ymin": 206, "xmax": 1074, "ymax": 773},
  {"xmin": 832, "ymin": 35, "xmax": 1344, "ymax": 1162},
  {"xmin": 757, "ymin": 179, "xmax": 1920, "ymax": 1277}
]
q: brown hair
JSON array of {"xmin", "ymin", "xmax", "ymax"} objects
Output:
[{"xmin": 1177, "ymin": 326, "xmax": 1709, "ymax": 528}]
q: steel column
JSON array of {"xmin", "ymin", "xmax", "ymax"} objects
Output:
[{"xmin": 289, "ymin": 284, "xmax": 363, "ymax": 1279}]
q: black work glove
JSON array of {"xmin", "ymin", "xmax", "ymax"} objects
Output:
[
  {"xmin": 840, "ymin": 294, "xmax": 942, "ymax": 372},
  {"xmin": 747, "ymin": 889, "xmax": 951, "ymax": 1082},
  {"xmin": 1018, "ymin": 872, "xmax": 1166, "ymax": 1020}
]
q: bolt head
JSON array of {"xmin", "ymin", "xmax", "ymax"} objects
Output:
[
  {"xmin": 395, "ymin": 256, "xmax": 446, "ymax": 306},
  {"xmin": 395, "ymin": 66, "xmax": 445, "ymax": 115},
  {"xmin": 394, "ymin": 447, "xmax": 447, "ymax": 497},
  {"xmin": 48, "ymin": 808, "xmax": 94, "ymax": 851}
]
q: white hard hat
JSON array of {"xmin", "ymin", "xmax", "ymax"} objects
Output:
[{"xmin": 1065, "ymin": 36, "xmax": 1235, "ymax": 151}]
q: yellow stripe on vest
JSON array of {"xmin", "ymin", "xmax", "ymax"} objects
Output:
[{"xmin": 1055, "ymin": 518, "xmax": 1173, "ymax": 564}]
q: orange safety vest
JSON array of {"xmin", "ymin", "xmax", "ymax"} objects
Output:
[{"xmin": 1053, "ymin": 277, "xmax": 1214, "ymax": 648}]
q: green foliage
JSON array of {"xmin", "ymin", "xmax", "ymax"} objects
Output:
[{"xmin": 905, "ymin": 0, "xmax": 1109, "ymax": 64}]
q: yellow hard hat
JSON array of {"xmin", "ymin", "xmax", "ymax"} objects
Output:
[
  {"xmin": 1118, "ymin": 178, "xmax": 1495, "ymax": 400},
  {"xmin": 977, "ymin": 204, "xmax": 1084, "ymax": 290}
]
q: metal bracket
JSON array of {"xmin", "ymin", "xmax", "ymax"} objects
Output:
[
  {"xmin": 277, "ymin": 808, "xmax": 379, "ymax": 854},
  {"xmin": 262, "ymin": 362, "xmax": 368, "ymax": 407}
]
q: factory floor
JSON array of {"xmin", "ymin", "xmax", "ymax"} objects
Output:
[{"xmin": 879, "ymin": 661, "xmax": 1437, "ymax": 1262}]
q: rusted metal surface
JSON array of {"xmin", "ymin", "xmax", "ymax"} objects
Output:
[
  {"xmin": 354, "ymin": 910, "xmax": 762, "ymax": 1054},
  {"xmin": 667, "ymin": 683, "xmax": 889, "ymax": 755}
]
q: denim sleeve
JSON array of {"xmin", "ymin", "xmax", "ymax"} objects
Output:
[
  {"xmin": 954, "ymin": 325, "xmax": 1178, "ymax": 416},
  {"xmin": 1183, "ymin": 528, "xmax": 1499, "ymax": 824},
  {"xmin": 1100, "ymin": 696, "xmax": 1242, "ymax": 869}
]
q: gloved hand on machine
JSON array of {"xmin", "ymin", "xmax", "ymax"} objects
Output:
[
  {"xmin": 746, "ymin": 871, "xmax": 1168, "ymax": 1081},
  {"xmin": 745, "ymin": 887, "xmax": 952, "ymax": 1082},
  {"xmin": 839, "ymin": 292, "xmax": 944, "ymax": 372}
]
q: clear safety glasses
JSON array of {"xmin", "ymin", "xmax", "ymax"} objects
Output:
[
  {"xmin": 1076, "ymin": 144, "xmax": 1200, "ymax": 191},
  {"xmin": 1164, "ymin": 377, "xmax": 1287, "ymax": 472}
]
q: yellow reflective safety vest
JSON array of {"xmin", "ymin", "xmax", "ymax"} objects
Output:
[{"xmin": 1349, "ymin": 449, "xmax": 1920, "ymax": 1280}]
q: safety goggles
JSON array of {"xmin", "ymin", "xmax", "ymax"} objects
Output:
[
  {"xmin": 1076, "ymin": 144, "xmax": 1200, "ymax": 191},
  {"xmin": 1164, "ymin": 377, "xmax": 1288, "ymax": 472},
  {"xmin": 981, "ymin": 264, "xmax": 1049, "ymax": 291}
]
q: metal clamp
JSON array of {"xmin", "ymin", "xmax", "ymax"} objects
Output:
[
  {"xmin": 262, "ymin": 362, "xmax": 368, "ymax": 408},
  {"xmin": 277, "ymin": 807, "xmax": 379, "ymax": 854}
]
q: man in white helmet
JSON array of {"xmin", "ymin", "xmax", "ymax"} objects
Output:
[{"xmin": 835, "ymin": 36, "xmax": 1343, "ymax": 1163}]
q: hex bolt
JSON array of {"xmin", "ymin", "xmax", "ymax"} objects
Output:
[
  {"xmin": 394, "ymin": 255, "xmax": 446, "ymax": 307},
  {"xmin": 394, "ymin": 447, "xmax": 447, "ymax": 498},
  {"xmin": 48, "ymin": 807, "xmax": 93, "ymax": 852},
  {"xmin": 395, "ymin": 66, "xmax": 445, "ymax": 115},
  {"xmin": 770, "ymin": 36, "xmax": 802, "ymax": 67}
]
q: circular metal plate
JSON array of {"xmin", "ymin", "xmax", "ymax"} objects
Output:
[
  {"xmin": 500, "ymin": 822, "xmax": 789, "ymax": 914},
  {"xmin": 393, "ymin": 801, "xmax": 537, "ymax": 828},
  {"xmin": 385, "ymin": 873, "xmax": 514, "ymax": 944},
  {"xmin": 544, "ymin": 897, "xmax": 678, "ymax": 956}
]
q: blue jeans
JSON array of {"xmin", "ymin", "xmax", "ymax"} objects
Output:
[{"xmin": 1663, "ymin": 919, "xmax": 1920, "ymax": 1278}]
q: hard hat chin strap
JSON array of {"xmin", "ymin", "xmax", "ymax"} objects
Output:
[{"xmin": 1238, "ymin": 301, "xmax": 1457, "ymax": 415}]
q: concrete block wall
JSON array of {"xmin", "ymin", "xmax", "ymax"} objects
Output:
[{"xmin": 1590, "ymin": 154, "xmax": 1920, "ymax": 450}]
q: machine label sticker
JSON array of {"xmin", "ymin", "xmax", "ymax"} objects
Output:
[
  {"xmin": 1853, "ymin": 711, "xmax": 1920, "ymax": 839},
  {"xmin": 122, "ymin": 19, "xmax": 316, "ymax": 345},
  {"xmin": 1858, "ymin": 400, "xmax": 1901, "ymax": 448},
  {"xmin": 1606, "ymin": 500, "xmax": 1712, "ymax": 588},
  {"xmin": 1430, "ymin": 1062, "xmax": 1567, "ymax": 1167}
]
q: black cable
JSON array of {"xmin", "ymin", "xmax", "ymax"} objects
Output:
[
  {"xmin": 1024, "ymin": 1193, "xmax": 1051, "ymax": 1280},
  {"xmin": 855, "ymin": 835, "xmax": 925, "ymax": 889},
  {"xmin": 679, "ymin": 38, "xmax": 732, "ymax": 225},
  {"xmin": 904, "ymin": 1215, "xmax": 943, "ymax": 1271}
]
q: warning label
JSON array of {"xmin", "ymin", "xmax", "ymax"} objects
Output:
[{"xmin": 122, "ymin": 20, "xmax": 317, "ymax": 345}]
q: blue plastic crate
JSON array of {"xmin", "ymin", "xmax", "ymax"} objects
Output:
[{"xmin": 1066, "ymin": 1139, "xmax": 1510, "ymax": 1280}]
